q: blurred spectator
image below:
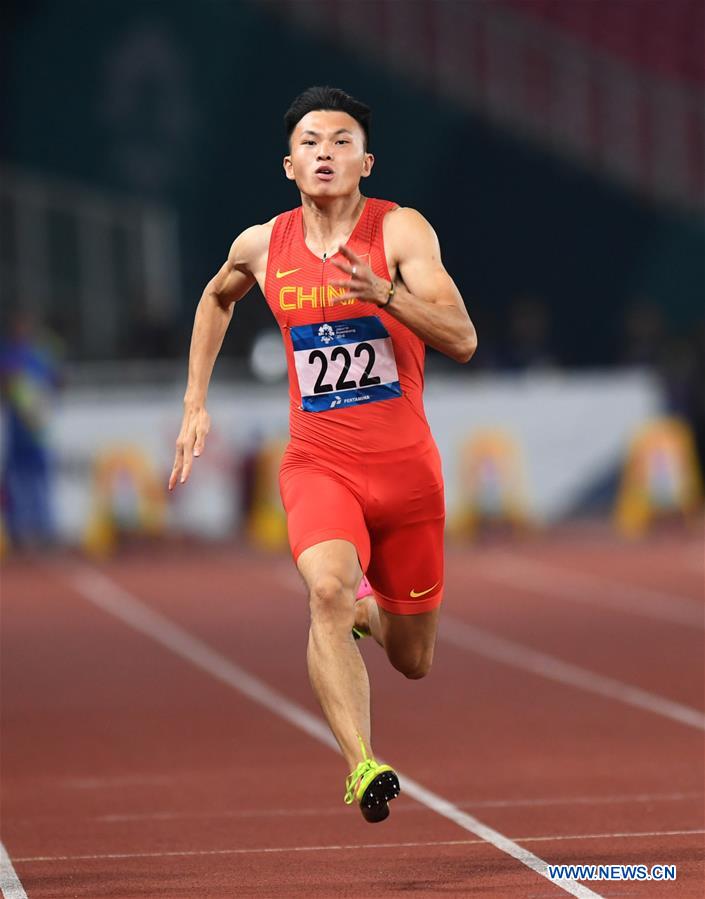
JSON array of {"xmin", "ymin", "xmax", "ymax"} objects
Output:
[
  {"xmin": 619, "ymin": 300, "xmax": 668, "ymax": 367},
  {"xmin": 498, "ymin": 295, "xmax": 559, "ymax": 371},
  {"xmin": 619, "ymin": 299, "xmax": 704, "ymax": 482},
  {"xmin": 0, "ymin": 311, "xmax": 63, "ymax": 550},
  {"xmin": 660, "ymin": 322, "xmax": 705, "ymax": 482}
]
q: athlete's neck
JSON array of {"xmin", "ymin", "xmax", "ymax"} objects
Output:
[{"xmin": 300, "ymin": 192, "xmax": 366, "ymax": 258}]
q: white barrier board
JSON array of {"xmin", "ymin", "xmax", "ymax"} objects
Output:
[{"xmin": 45, "ymin": 370, "xmax": 661, "ymax": 540}]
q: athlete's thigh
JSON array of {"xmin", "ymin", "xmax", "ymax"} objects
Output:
[
  {"xmin": 365, "ymin": 437, "xmax": 445, "ymax": 615},
  {"xmin": 297, "ymin": 538, "xmax": 362, "ymax": 597},
  {"xmin": 371, "ymin": 521, "xmax": 443, "ymax": 672},
  {"xmin": 367, "ymin": 513, "xmax": 445, "ymax": 615},
  {"xmin": 280, "ymin": 463, "xmax": 371, "ymax": 573}
]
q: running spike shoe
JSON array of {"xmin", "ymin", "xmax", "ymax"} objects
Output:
[{"xmin": 344, "ymin": 736, "xmax": 400, "ymax": 823}]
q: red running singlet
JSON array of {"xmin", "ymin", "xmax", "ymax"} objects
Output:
[
  {"xmin": 264, "ymin": 198, "xmax": 433, "ymax": 453},
  {"xmin": 264, "ymin": 197, "xmax": 445, "ymax": 614}
]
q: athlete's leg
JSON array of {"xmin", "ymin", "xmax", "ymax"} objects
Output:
[
  {"xmin": 377, "ymin": 606, "xmax": 439, "ymax": 678},
  {"xmin": 281, "ymin": 457, "xmax": 400, "ymax": 821},
  {"xmin": 360, "ymin": 437, "xmax": 445, "ymax": 678},
  {"xmin": 354, "ymin": 592, "xmax": 439, "ymax": 679},
  {"xmin": 364, "ymin": 510, "xmax": 444, "ymax": 679},
  {"xmin": 297, "ymin": 538, "xmax": 374, "ymax": 771}
]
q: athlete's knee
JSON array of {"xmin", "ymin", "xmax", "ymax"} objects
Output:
[{"xmin": 308, "ymin": 574, "xmax": 353, "ymax": 617}]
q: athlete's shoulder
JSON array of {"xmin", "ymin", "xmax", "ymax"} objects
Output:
[
  {"xmin": 228, "ymin": 217, "xmax": 277, "ymax": 269},
  {"xmin": 383, "ymin": 206, "xmax": 439, "ymax": 256},
  {"xmin": 384, "ymin": 206, "xmax": 432, "ymax": 231},
  {"xmin": 242, "ymin": 216, "xmax": 278, "ymax": 245}
]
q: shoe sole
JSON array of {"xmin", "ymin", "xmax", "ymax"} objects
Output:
[{"xmin": 360, "ymin": 770, "xmax": 400, "ymax": 823}]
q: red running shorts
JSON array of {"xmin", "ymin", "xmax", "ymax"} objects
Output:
[{"xmin": 279, "ymin": 438, "xmax": 445, "ymax": 615}]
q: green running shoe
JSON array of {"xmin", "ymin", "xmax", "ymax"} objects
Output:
[{"xmin": 344, "ymin": 736, "xmax": 400, "ymax": 823}]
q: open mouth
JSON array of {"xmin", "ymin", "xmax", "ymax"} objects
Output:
[{"xmin": 315, "ymin": 167, "xmax": 335, "ymax": 180}]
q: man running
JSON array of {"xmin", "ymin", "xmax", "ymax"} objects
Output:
[{"xmin": 169, "ymin": 86, "xmax": 477, "ymax": 823}]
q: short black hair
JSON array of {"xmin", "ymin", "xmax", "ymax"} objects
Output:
[{"xmin": 284, "ymin": 86, "xmax": 371, "ymax": 148}]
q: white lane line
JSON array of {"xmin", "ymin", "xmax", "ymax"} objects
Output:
[
  {"xmin": 440, "ymin": 615, "xmax": 705, "ymax": 732},
  {"xmin": 454, "ymin": 790, "xmax": 704, "ymax": 809},
  {"xmin": 89, "ymin": 790, "xmax": 704, "ymax": 822},
  {"xmin": 66, "ymin": 565, "xmax": 603, "ymax": 899},
  {"xmin": 8, "ymin": 790, "xmax": 702, "ymax": 825},
  {"xmin": 0, "ymin": 841, "xmax": 28, "ymax": 899},
  {"xmin": 14, "ymin": 829, "xmax": 705, "ymax": 864},
  {"xmin": 476, "ymin": 554, "xmax": 704, "ymax": 630}
]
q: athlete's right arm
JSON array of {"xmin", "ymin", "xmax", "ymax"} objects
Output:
[{"xmin": 169, "ymin": 224, "xmax": 267, "ymax": 490}]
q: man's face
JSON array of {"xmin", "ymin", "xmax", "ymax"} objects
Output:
[{"xmin": 284, "ymin": 110, "xmax": 374, "ymax": 197}]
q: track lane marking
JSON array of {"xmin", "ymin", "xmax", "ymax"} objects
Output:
[
  {"xmin": 440, "ymin": 615, "xmax": 705, "ymax": 731},
  {"xmin": 8, "ymin": 790, "xmax": 702, "ymax": 825},
  {"xmin": 0, "ymin": 841, "xmax": 28, "ymax": 899},
  {"xmin": 86, "ymin": 790, "xmax": 704, "ymax": 822},
  {"xmin": 474, "ymin": 554, "xmax": 704, "ymax": 629},
  {"xmin": 65, "ymin": 565, "xmax": 603, "ymax": 899},
  {"xmin": 14, "ymin": 829, "xmax": 705, "ymax": 863}
]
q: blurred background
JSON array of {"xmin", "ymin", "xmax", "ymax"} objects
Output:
[{"xmin": 1, "ymin": 0, "xmax": 703, "ymax": 557}]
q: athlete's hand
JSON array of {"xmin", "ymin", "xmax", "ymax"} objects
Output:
[
  {"xmin": 330, "ymin": 244, "xmax": 391, "ymax": 307},
  {"xmin": 169, "ymin": 404, "xmax": 211, "ymax": 490}
]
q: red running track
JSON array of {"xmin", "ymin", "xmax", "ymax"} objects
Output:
[{"xmin": 1, "ymin": 531, "xmax": 704, "ymax": 897}]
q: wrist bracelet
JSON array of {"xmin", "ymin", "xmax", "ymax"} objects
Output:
[{"xmin": 382, "ymin": 281, "xmax": 395, "ymax": 308}]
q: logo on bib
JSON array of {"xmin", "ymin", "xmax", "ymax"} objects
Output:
[
  {"xmin": 318, "ymin": 324, "xmax": 335, "ymax": 344},
  {"xmin": 330, "ymin": 396, "xmax": 342, "ymax": 408}
]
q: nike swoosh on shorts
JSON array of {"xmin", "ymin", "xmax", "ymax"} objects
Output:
[{"xmin": 409, "ymin": 582, "xmax": 439, "ymax": 598}]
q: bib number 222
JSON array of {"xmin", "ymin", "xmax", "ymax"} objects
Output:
[{"xmin": 308, "ymin": 342, "xmax": 381, "ymax": 394}]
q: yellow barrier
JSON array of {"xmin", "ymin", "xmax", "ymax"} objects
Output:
[
  {"xmin": 84, "ymin": 446, "xmax": 166, "ymax": 557},
  {"xmin": 615, "ymin": 417, "xmax": 703, "ymax": 537},
  {"xmin": 450, "ymin": 428, "xmax": 530, "ymax": 539},
  {"xmin": 246, "ymin": 437, "xmax": 288, "ymax": 551}
]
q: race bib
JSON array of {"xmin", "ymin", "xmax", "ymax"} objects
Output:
[{"xmin": 291, "ymin": 316, "xmax": 403, "ymax": 413}]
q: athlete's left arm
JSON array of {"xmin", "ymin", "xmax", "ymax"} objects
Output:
[{"xmin": 331, "ymin": 207, "xmax": 477, "ymax": 363}]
